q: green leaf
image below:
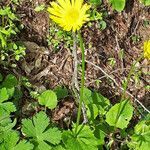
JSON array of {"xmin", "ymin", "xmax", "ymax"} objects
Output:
[
  {"xmin": 86, "ymin": 104, "xmax": 99, "ymax": 121},
  {"xmin": 0, "ymin": 111, "xmax": 16, "ymax": 133},
  {"xmin": 83, "ymin": 88, "xmax": 93, "ymax": 105},
  {"xmin": 0, "ymin": 32, "xmax": 6, "ymax": 48},
  {"xmin": 0, "ymin": 88, "xmax": 9, "ymax": 102},
  {"xmin": 92, "ymin": 91, "xmax": 110, "ymax": 115},
  {"xmin": 90, "ymin": 9, "xmax": 102, "ymax": 21},
  {"xmin": 0, "ymin": 131, "xmax": 33, "ymax": 150},
  {"xmin": 62, "ymin": 125, "xmax": 98, "ymax": 150},
  {"xmin": 140, "ymin": 0, "xmax": 150, "ymax": 6},
  {"xmin": 0, "ymin": 87, "xmax": 16, "ymax": 114},
  {"xmin": 2, "ymin": 74, "xmax": 18, "ymax": 88},
  {"xmin": 128, "ymin": 115, "xmax": 150, "ymax": 150},
  {"xmin": 90, "ymin": 0, "xmax": 102, "ymax": 5},
  {"xmin": 94, "ymin": 123, "xmax": 109, "ymax": 146},
  {"xmin": 106, "ymin": 100, "xmax": 134, "ymax": 129},
  {"xmin": 38, "ymin": 90, "xmax": 57, "ymax": 109},
  {"xmin": 99, "ymin": 20, "xmax": 107, "ymax": 30},
  {"xmin": 34, "ymin": 4, "xmax": 45, "ymax": 12},
  {"xmin": 7, "ymin": 87, "xmax": 15, "ymax": 98},
  {"xmin": 52, "ymin": 145, "xmax": 66, "ymax": 150},
  {"xmin": 54, "ymin": 86, "xmax": 68, "ymax": 100},
  {"xmin": 22, "ymin": 111, "xmax": 62, "ymax": 149},
  {"xmin": 0, "ymin": 102, "xmax": 16, "ymax": 113},
  {"xmin": 109, "ymin": 0, "xmax": 126, "ymax": 12}
]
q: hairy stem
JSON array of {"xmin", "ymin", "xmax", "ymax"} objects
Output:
[{"xmin": 75, "ymin": 31, "xmax": 85, "ymax": 135}]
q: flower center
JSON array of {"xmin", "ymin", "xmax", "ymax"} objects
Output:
[{"xmin": 65, "ymin": 8, "xmax": 79, "ymax": 24}]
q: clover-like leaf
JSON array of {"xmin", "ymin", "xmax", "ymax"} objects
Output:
[
  {"xmin": 106, "ymin": 100, "xmax": 134, "ymax": 129},
  {"xmin": 22, "ymin": 111, "xmax": 62, "ymax": 149},
  {"xmin": 38, "ymin": 90, "xmax": 57, "ymax": 109}
]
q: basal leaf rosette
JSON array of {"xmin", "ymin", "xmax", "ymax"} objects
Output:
[{"xmin": 47, "ymin": 0, "xmax": 90, "ymax": 32}]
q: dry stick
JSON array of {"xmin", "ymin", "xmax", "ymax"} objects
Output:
[
  {"xmin": 85, "ymin": 60, "xmax": 150, "ymax": 113},
  {"xmin": 72, "ymin": 32, "xmax": 88, "ymax": 125},
  {"xmin": 72, "ymin": 32, "xmax": 79, "ymax": 90}
]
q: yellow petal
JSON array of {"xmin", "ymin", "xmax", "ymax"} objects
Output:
[{"xmin": 47, "ymin": 0, "xmax": 90, "ymax": 32}]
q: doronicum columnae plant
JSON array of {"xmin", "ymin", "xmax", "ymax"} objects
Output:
[{"xmin": 47, "ymin": 0, "xmax": 90, "ymax": 135}]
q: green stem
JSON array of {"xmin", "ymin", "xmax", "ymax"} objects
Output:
[
  {"xmin": 114, "ymin": 55, "xmax": 143, "ymax": 129},
  {"xmin": 75, "ymin": 31, "xmax": 85, "ymax": 135},
  {"xmin": 121, "ymin": 55, "xmax": 143, "ymax": 100}
]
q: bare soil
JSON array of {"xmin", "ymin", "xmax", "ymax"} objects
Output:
[{"xmin": 3, "ymin": 0, "xmax": 149, "ymax": 122}]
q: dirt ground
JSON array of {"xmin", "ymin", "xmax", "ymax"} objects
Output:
[{"xmin": 2, "ymin": 0, "xmax": 149, "ymax": 116}]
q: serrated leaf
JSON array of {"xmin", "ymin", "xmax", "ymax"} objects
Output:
[
  {"xmin": 0, "ymin": 119, "xmax": 16, "ymax": 133},
  {"xmin": 3, "ymin": 74, "xmax": 15, "ymax": 87},
  {"xmin": 22, "ymin": 111, "xmax": 62, "ymax": 149},
  {"xmin": 52, "ymin": 145, "xmax": 66, "ymax": 150},
  {"xmin": 62, "ymin": 125, "xmax": 98, "ymax": 150},
  {"xmin": 0, "ymin": 110, "xmax": 16, "ymax": 134},
  {"xmin": 128, "ymin": 115, "xmax": 150, "ymax": 150},
  {"xmin": 109, "ymin": 0, "xmax": 126, "ymax": 12},
  {"xmin": 7, "ymin": 87, "xmax": 15, "ymax": 98},
  {"xmin": 38, "ymin": 141, "xmax": 52, "ymax": 150},
  {"xmin": 38, "ymin": 90, "xmax": 57, "ymax": 109},
  {"xmin": 106, "ymin": 100, "xmax": 134, "ymax": 129},
  {"xmin": 0, "ymin": 131, "xmax": 33, "ymax": 150},
  {"xmin": 2, "ymin": 74, "xmax": 18, "ymax": 88},
  {"xmin": 0, "ymin": 102, "xmax": 16, "ymax": 113},
  {"xmin": 0, "ymin": 88, "xmax": 9, "ymax": 102},
  {"xmin": 14, "ymin": 140, "xmax": 34, "ymax": 150}
]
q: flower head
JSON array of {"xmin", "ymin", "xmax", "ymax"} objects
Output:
[
  {"xmin": 143, "ymin": 40, "xmax": 150, "ymax": 60},
  {"xmin": 47, "ymin": 0, "xmax": 90, "ymax": 32}
]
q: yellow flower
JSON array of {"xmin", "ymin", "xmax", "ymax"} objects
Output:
[
  {"xmin": 47, "ymin": 0, "xmax": 90, "ymax": 32},
  {"xmin": 143, "ymin": 40, "xmax": 150, "ymax": 59}
]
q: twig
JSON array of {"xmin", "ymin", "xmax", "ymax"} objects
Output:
[
  {"xmin": 128, "ymin": 20, "xmax": 140, "ymax": 39},
  {"xmin": 85, "ymin": 60, "xmax": 150, "ymax": 113},
  {"xmin": 72, "ymin": 32, "xmax": 79, "ymax": 91}
]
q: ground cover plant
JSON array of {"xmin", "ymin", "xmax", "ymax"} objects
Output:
[{"xmin": 0, "ymin": 0, "xmax": 150, "ymax": 150}]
